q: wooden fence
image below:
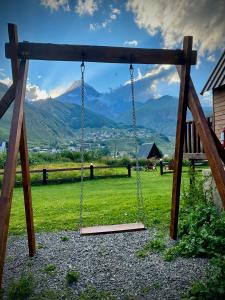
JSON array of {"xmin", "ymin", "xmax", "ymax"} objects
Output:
[
  {"xmin": 0, "ymin": 164, "xmax": 131, "ymax": 186},
  {"xmin": 184, "ymin": 116, "xmax": 213, "ymax": 159}
]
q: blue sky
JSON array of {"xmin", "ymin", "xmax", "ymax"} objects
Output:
[{"xmin": 0, "ymin": 0, "xmax": 224, "ymax": 105}]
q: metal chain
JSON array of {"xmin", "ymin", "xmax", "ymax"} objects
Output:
[
  {"xmin": 79, "ymin": 61, "xmax": 85, "ymax": 230},
  {"xmin": 130, "ymin": 64, "xmax": 145, "ymax": 222}
]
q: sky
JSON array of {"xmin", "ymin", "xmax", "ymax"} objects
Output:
[{"xmin": 0, "ymin": 0, "xmax": 224, "ymax": 105}]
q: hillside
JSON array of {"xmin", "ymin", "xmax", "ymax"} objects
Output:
[
  {"xmin": 0, "ymin": 83, "xmax": 118, "ymax": 145},
  {"xmin": 55, "ymin": 79, "xmax": 212, "ymax": 136}
]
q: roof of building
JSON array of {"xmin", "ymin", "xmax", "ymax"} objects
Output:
[
  {"xmin": 138, "ymin": 143, "xmax": 155, "ymax": 158},
  {"xmin": 201, "ymin": 50, "xmax": 225, "ymax": 95}
]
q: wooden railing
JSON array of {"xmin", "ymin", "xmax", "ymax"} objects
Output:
[
  {"xmin": 184, "ymin": 116, "xmax": 213, "ymax": 158},
  {"xmin": 0, "ymin": 164, "xmax": 131, "ymax": 186}
]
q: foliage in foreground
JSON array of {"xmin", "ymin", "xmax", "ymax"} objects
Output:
[
  {"xmin": 65, "ymin": 270, "xmax": 80, "ymax": 285},
  {"xmin": 183, "ymin": 256, "xmax": 225, "ymax": 300},
  {"xmin": 7, "ymin": 274, "xmax": 33, "ymax": 300},
  {"xmin": 163, "ymin": 174, "xmax": 225, "ymax": 299},
  {"xmin": 77, "ymin": 287, "xmax": 115, "ymax": 300},
  {"xmin": 136, "ymin": 237, "xmax": 165, "ymax": 258},
  {"xmin": 164, "ymin": 176, "xmax": 225, "ymax": 261}
]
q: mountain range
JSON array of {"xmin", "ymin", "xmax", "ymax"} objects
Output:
[{"xmin": 0, "ymin": 76, "xmax": 212, "ymax": 146}]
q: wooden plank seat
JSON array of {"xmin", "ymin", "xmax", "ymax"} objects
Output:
[{"xmin": 80, "ymin": 222, "xmax": 145, "ymax": 235}]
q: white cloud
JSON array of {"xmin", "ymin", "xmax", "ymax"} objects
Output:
[
  {"xmin": 40, "ymin": 0, "xmax": 70, "ymax": 11},
  {"xmin": 167, "ymin": 71, "xmax": 179, "ymax": 84},
  {"xmin": 89, "ymin": 23, "xmax": 97, "ymax": 31},
  {"xmin": 37, "ymin": 75, "xmax": 42, "ymax": 79},
  {"xmin": 110, "ymin": 7, "xmax": 120, "ymax": 20},
  {"xmin": 75, "ymin": 0, "xmax": 98, "ymax": 16},
  {"xmin": 102, "ymin": 21, "xmax": 107, "ymax": 28},
  {"xmin": 200, "ymin": 91, "xmax": 212, "ymax": 106},
  {"xmin": 0, "ymin": 68, "xmax": 6, "ymax": 77},
  {"xmin": 207, "ymin": 54, "xmax": 216, "ymax": 62},
  {"xmin": 127, "ymin": 0, "xmax": 225, "ymax": 56},
  {"xmin": 124, "ymin": 40, "xmax": 138, "ymax": 47},
  {"xmin": 125, "ymin": 64, "xmax": 174, "ymax": 84},
  {"xmin": 0, "ymin": 77, "xmax": 13, "ymax": 86},
  {"xmin": 48, "ymin": 84, "xmax": 71, "ymax": 98},
  {"xmin": 26, "ymin": 83, "xmax": 49, "ymax": 101}
]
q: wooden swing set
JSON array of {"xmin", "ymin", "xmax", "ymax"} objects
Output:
[{"xmin": 1, "ymin": 23, "xmax": 225, "ymax": 287}]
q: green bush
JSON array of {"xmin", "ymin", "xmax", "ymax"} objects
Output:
[
  {"xmin": 65, "ymin": 270, "xmax": 80, "ymax": 285},
  {"xmin": 7, "ymin": 274, "xmax": 33, "ymax": 300},
  {"xmin": 183, "ymin": 256, "xmax": 225, "ymax": 299}
]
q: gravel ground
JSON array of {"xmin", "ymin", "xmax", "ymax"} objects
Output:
[{"xmin": 2, "ymin": 229, "xmax": 208, "ymax": 299}]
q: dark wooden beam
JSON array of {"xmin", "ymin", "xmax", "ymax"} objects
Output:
[
  {"xmin": 170, "ymin": 36, "xmax": 193, "ymax": 240},
  {"xmin": 209, "ymin": 126, "xmax": 225, "ymax": 164},
  {"xmin": 176, "ymin": 67, "xmax": 225, "ymax": 209},
  {"xmin": 0, "ymin": 59, "xmax": 29, "ymax": 286},
  {"xmin": 8, "ymin": 23, "xmax": 36, "ymax": 259},
  {"xmin": 0, "ymin": 84, "xmax": 16, "ymax": 119},
  {"xmin": 19, "ymin": 119, "xmax": 36, "ymax": 256},
  {"xmin": 5, "ymin": 41, "xmax": 197, "ymax": 65}
]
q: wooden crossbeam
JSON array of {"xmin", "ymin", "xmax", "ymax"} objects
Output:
[
  {"xmin": 170, "ymin": 37, "xmax": 193, "ymax": 240},
  {"xmin": 0, "ymin": 59, "xmax": 29, "ymax": 285},
  {"xmin": 5, "ymin": 42, "xmax": 197, "ymax": 65},
  {"xmin": 0, "ymin": 84, "xmax": 16, "ymax": 119}
]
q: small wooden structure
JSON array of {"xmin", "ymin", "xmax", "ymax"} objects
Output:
[
  {"xmin": 80, "ymin": 223, "xmax": 145, "ymax": 235},
  {"xmin": 1, "ymin": 23, "xmax": 225, "ymax": 287},
  {"xmin": 201, "ymin": 50, "xmax": 225, "ymax": 140},
  {"xmin": 138, "ymin": 143, "xmax": 162, "ymax": 159},
  {"xmin": 183, "ymin": 116, "xmax": 213, "ymax": 160}
]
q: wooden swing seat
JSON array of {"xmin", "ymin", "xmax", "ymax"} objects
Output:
[{"xmin": 80, "ymin": 222, "xmax": 145, "ymax": 235}]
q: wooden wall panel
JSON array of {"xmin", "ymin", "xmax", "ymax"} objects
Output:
[{"xmin": 214, "ymin": 87, "xmax": 225, "ymax": 139}]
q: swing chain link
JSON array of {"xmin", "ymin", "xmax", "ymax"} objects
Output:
[
  {"xmin": 79, "ymin": 61, "xmax": 85, "ymax": 229},
  {"xmin": 130, "ymin": 64, "xmax": 145, "ymax": 222}
]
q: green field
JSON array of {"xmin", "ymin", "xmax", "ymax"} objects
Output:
[{"xmin": 8, "ymin": 169, "xmax": 192, "ymax": 235}]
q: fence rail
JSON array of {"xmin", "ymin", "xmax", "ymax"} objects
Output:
[
  {"xmin": 184, "ymin": 116, "xmax": 213, "ymax": 155},
  {"xmin": 0, "ymin": 164, "xmax": 131, "ymax": 185}
]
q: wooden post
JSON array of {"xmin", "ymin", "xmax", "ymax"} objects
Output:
[
  {"xmin": 127, "ymin": 164, "xmax": 131, "ymax": 177},
  {"xmin": 19, "ymin": 119, "xmax": 35, "ymax": 256},
  {"xmin": 0, "ymin": 60, "xmax": 29, "ymax": 287},
  {"xmin": 188, "ymin": 122, "xmax": 192, "ymax": 153},
  {"xmin": 170, "ymin": 36, "xmax": 193, "ymax": 240},
  {"xmin": 42, "ymin": 169, "xmax": 48, "ymax": 185},
  {"xmin": 90, "ymin": 164, "xmax": 94, "ymax": 180},
  {"xmin": 8, "ymin": 23, "xmax": 36, "ymax": 258},
  {"xmin": 159, "ymin": 160, "xmax": 164, "ymax": 175}
]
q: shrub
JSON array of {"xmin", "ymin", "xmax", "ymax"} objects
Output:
[
  {"xmin": 183, "ymin": 256, "xmax": 225, "ymax": 299},
  {"xmin": 7, "ymin": 274, "xmax": 33, "ymax": 300},
  {"xmin": 136, "ymin": 238, "xmax": 165, "ymax": 258},
  {"xmin": 65, "ymin": 270, "xmax": 80, "ymax": 285}
]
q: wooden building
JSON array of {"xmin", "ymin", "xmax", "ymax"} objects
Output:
[
  {"xmin": 183, "ymin": 50, "xmax": 224, "ymax": 159},
  {"xmin": 138, "ymin": 143, "xmax": 162, "ymax": 159},
  {"xmin": 201, "ymin": 50, "xmax": 225, "ymax": 139}
]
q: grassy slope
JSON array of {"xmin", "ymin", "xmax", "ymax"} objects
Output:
[{"xmin": 7, "ymin": 170, "xmax": 190, "ymax": 235}]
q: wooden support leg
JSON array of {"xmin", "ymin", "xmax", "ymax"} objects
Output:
[
  {"xmin": 0, "ymin": 84, "xmax": 16, "ymax": 119},
  {"xmin": 8, "ymin": 23, "xmax": 36, "ymax": 258},
  {"xmin": 185, "ymin": 78, "xmax": 225, "ymax": 208},
  {"xmin": 19, "ymin": 119, "xmax": 35, "ymax": 257},
  {"xmin": 170, "ymin": 36, "xmax": 193, "ymax": 240},
  {"xmin": 0, "ymin": 60, "xmax": 29, "ymax": 287}
]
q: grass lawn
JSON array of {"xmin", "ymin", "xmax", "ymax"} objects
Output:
[{"xmin": 8, "ymin": 169, "xmax": 193, "ymax": 235}]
